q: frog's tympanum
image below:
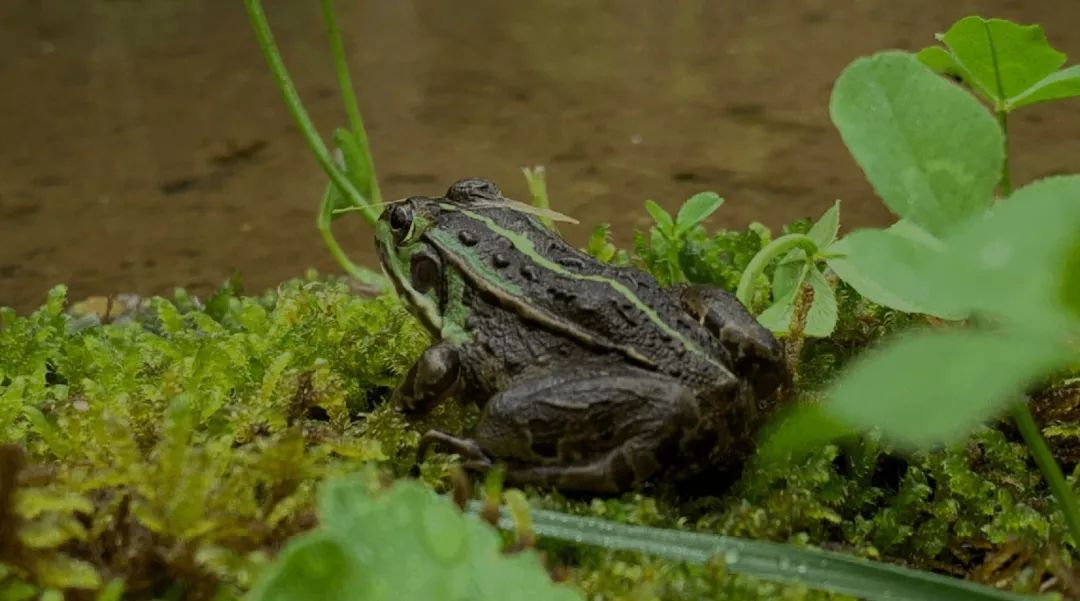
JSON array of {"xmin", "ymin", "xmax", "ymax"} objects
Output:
[{"xmin": 375, "ymin": 178, "xmax": 788, "ymax": 494}]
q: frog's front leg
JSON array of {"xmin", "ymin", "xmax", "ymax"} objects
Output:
[
  {"xmin": 429, "ymin": 365, "xmax": 702, "ymax": 494},
  {"xmin": 392, "ymin": 340, "xmax": 463, "ymax": 415}
]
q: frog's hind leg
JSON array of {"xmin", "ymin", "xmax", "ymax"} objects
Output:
[{"xmin": 474, "ymin": 367, "xmax": 702, "ymax": 495}]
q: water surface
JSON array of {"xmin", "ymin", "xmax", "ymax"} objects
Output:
[{"xmin": 2, "ymin": 0, "xmax": 1078, "ymax": 312}]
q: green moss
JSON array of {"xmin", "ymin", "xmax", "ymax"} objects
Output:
[
  {"xmin": 1, "ymin": 278, "xmax": 434, "ymax": 598},
  {"xmin": 1, "ymin": 256, "xmax": 1075, "ymax": 598}
]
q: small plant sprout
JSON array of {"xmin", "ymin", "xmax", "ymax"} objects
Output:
[
  {"xmin": 641, "ymin": 192, "xmax": 725, "ymax": 283},
  {"xmin": 737, "ymin": 201, "xmax": 841, "ymax": 338}
]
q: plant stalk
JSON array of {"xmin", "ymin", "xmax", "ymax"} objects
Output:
[
  {"xmin": 522, "ymin": 166, "xmax": 553, "ymax": 230},
  {"xmin": 317, "ymin": 187, "xmax": 385, "ymax": 289},
  {"xmin": 997, "ymin": 109, "xmax": 1012, "ymax": 196},
  {"xmin": 736, "ymin": 234, "xmax": 820, "ymax": 307},
  {"xmin": 242, "ymin": 0, "xmax": 375, "ymax": 223},
  {"xmin": 1011, "ymin": 402, "xmax": 1080, "ymax": 547},
  {"xmin": 319, "ymin": 0, "xmax": 382, "ymax": 206}
]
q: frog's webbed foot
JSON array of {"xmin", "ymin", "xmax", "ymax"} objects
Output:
[{"xmin": 418, "ymin": 430, "xmax": 493, "ymax": 472}]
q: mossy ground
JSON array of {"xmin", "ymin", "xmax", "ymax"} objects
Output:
[{"xmin": 1, "ymin": 257, "xmax": 1077, "ymax": 599}]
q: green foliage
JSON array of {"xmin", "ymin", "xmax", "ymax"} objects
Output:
[
  {"xmin": 0, "ymin": 279, "xmax": 432, "ymax": 598},
  {"xmin": 772, "ymin": 177, "xmax": 1080, "ymax": 452},
  {"xmin": 766, "ymin": 13, "xmax": 1080, "ymax": 560},
  {"xmin": 751, "ymin": 202, "xmax": 842, "ymax": 338},
  {"xmin": 636, "ymin": 193, "xmax": 728, "ymax": 285},
  {"xmin": 250, "ymin": 477, "xmax": 582, "ymax": 601},
  {"xmin": 926, "ymin": 176, "xmax": 1080, "ymax": 334},
  {"xmin": 494, "ymin": 495, "xmax": 1028, "ymax": 601},
  {"xmin": 523, "ymin": 166, "xmax": 555, "ymax": 230},
  {"xmin": 827, "ymin": 221, "xmax": 963, "ymax": 319},
  {"xmin": 775, "ymin": 329, "xmax": 1071, "ymax": 451},
  {"xmin": 830, "ymin": 52, "xmax": 1003, "ymax": 238},
  {"xmin": 631, "ymin": 194, "xmax": 770, "ymax": 302},
  {"xmin": 917, "ymin": 16, "xmax": 1080, "ymax": 111}
]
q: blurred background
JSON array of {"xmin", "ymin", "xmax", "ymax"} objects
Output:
[{"xmin": 2, "ymin": 0, "xmax": 1078, "ymax": 313}]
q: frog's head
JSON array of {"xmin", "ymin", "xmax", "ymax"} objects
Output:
[
  {"xmin": 375, "ymin": 194, "xmax": 446, "ymax": 336},
  {"xmin": 374, "ymin": 178, "xmax": 505, "ymax": 338}
]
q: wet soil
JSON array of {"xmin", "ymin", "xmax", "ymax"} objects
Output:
[{"xmin": 2, "ymin": 0, "xmax": 1079, "ymax": 313}]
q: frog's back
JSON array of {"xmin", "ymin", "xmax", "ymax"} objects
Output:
[{"xmin": 429, "ymin": 202, "xmax": 735, "ymax": 386}]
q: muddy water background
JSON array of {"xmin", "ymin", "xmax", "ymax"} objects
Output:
[{"xmin": 2, "ymin": 1, "xmax": 1079, "ymax": 313}]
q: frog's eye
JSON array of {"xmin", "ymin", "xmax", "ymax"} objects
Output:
[{"xmin": 389, "ymin": 204, "xmax": 413, "ymax": 234}]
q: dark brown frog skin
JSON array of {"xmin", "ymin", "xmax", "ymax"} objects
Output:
[{"xmin": 375, "ymin": 178, "xmax": 788, "ymax": 494}]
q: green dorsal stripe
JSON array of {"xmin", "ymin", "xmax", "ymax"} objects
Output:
[
  {"xmin": 429, "ymin": 228, "xmax": 658, "ymax": 368},
  {"xmin": 435, "ymin": 204, "xmax": 723, "ymax": 369}
]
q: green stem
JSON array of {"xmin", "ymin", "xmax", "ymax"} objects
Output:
[
  {"xmin": 1011, "ymin": 402, "xmax": 1080, "ymax": 546},
  {"xmin": 996, "ymin": 109, "xmax": 1012, "ymax": 196},
  {"xmin": 317, "ymin": 185, "xmax": 384, "ymax": 288},
  {"xmin": 319, "ymin": 0, "xmax": 382, "ymax": 206},
  {"xmin": 522, "ymin": 166, "xmax": 553, "ymax": 230},
  {"xmin": 981, "ymin": 20, "xmax": 1012, "ymax": 197},
  {"xmin": 736, "ymin": 234, "xmax": 819, "ymax": 307},
  {"xmin": 318, "ymin": 222, "xmax": 384, "ymax": 288},
  {"xmin": 242, "ymin": 0, "xmax": 375, "ymax": 223}
]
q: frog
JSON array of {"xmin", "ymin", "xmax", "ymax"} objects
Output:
[{"xmin": 375, "ymin": 178, "xmax": 788, "ymax": 494}]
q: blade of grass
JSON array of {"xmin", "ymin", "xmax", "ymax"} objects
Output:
[
  {"xmin": 1012, "ymin": 402, "xmax": 1080, "ymax": 547},
  {"xmin": 469, "ymin": 502, "xmax": 1034, "ymax": 601},
  {"xmin": 319, "ymin": 0, "xmax": 382, "ymax": 205},
  {"xmin": 242, "ymin": 0, "xmax": 379, "ymax": 225},
  {"xmin": 522, "ymin": 166, "xmax": 554, "ymax": 230}
]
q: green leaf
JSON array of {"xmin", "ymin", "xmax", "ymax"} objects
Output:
[
  {"xmin": 827, "ymin": 221, "xmax": 964, "ymax": 319},
  {"xmin": 830, "ymin": 52, "xmax": 1003, "ymax": 237},
  {"xmin": 758, "ymin": 404, "xmax": 856, "ymax": 464},
  {"xmin": 806, "ymin": 200, "xmax": 841, "ymax": 250},
  {"xmin": 915, "ymin": 46, "xmax": 969, "ymax": 82},
  {"xmin": 476, "ymin": 502, "xmax": 1035, "ymax": 601},
  {"xmin": 586, "ymin": 224, "xmax": 617, "ymax": 262},
  {"xmin": 941, "ymin": 17, "xmax": 1065, "ymax": 103},
  {"xmin": 771, "ymin": 201, "xmax": 843, "ymax": 300},
  {"xmin": 929, "ymin": 175, "xmax": 1080, "ymax": 332},
  {"xmin": 771, "ymin": 200, "xmax": 843, "ymax": 303},
  {"xmin": 825, "ymin": 329, "xmax": 1072, "ymax": 449},
  {"xmin": 522, "ymin": 166, "xmax": 554, "ymax": 230},
  {"xmin": 333, "ymin": 128, "xmax": 375, "ymax": 205},
  {"xmin": 644, "ymin": 200, "xmax": 675, "ymax": 238},
  {"xmin": 251, "ymin": 478, "xmax": 581, "ymax": 601},
  {"xmin": 758, "ymin": 265, "xmax": 836, "ymax": 338},
  {"xmin": 32, "ymin": 553, "xmax": 101, "ymax": 589},
  {"xmin": 803, "ymin": 267, "xmax": 839, "ymax": 338},
  {"xmin": 204, "ymin": 273, "xmax": 244, "ymax": 323},
  {"xmin": 1008, "ymin": 65, "xmax": 1080, "ymax": 109},
  {"xmin": 1063, "ymin": 235, "xmax": 1080, "ymax": 320},
  {"xmin": 674, "ymin": 192, "xmax": 724, "ymax": 236}
]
